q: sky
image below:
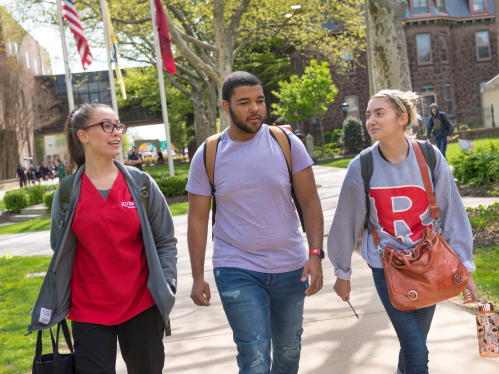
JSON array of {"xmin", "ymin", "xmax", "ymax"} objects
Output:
[{"xmin": 2, "ymin": 0, "xmax": 163, "ymax": 140}]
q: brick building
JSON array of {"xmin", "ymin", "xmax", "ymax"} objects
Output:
[{"xmin": 285, "ymin": 0, "xmax": 498, "ymax": 137}]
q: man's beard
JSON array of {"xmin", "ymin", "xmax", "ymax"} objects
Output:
[{"xmin": 229, "ymin": 105, "xmax": 264, "ymax": 134}]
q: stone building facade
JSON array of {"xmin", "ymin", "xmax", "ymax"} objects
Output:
[{"xmin": 285, "ymin": 0, "xmax": 498, "ymax": 136}]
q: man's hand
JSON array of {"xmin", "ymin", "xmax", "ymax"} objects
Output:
[
  {"xmin": 301, "ymin": 255, "xmax": 323, "ymax": 297},
  {"xmin": 462, "ymin": 274, "xmax": 478, "ymax": 304},
  {"xmin": 191, "ymin": 277, "xmax": 212, "ymax": 306},
  {"xmin": 446, "ymin": 136, "xmax": 452, "ymax": 142},
  {"xmin": 333, "ymin": 278, "xmax": 351, "ymax": 302}
]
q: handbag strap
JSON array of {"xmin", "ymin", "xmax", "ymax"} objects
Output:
[
  {"xmin": 407, "ymin": 139, "xmax": 440, "ymax": 220},
  {"xmin": 60, "ymin": 319, "xmax": 74, "ymax": 353},
  {"xmin": 35, "ymin": 330, "xmax": 43, "ymax": 357},
  {"xmin": 34, "ymin": 319, "xmax": 73, "ymax": 360}
]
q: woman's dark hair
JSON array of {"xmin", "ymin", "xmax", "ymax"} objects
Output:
[{"xmin": 65, "ymin": 103, "xmax": 112, "ymax": 173}]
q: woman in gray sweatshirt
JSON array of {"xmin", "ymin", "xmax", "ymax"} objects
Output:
[{"xmin": 327, "ymin": 89, "xmax": 478, "ymax": 374}]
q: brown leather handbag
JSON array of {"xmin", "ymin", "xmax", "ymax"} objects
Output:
[{"xmin": 371, "ymin": 139, "xmax": 469, "ymax": 311}]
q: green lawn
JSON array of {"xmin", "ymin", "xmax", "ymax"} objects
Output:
[
  {"xmin": 144, "ymin": 162, "xmax": 191, "ymax": 176},
  {"xmin": 472, "ymin": 246, "xmax": 499, "ymax": 306},
  {"xmin": 446, "ymin": 136, "xmax": 499, "ymax": 162},
  {"xmin": 0, "ymin": 256, "xmax": 63, "ymax": 374},
  {"xmin": 318, "ymin": 157, "xmax": 354, "ymax": 169},
  {"xmin": 169, "ymin": 201, "xmax": 189, "ymax": 216}
]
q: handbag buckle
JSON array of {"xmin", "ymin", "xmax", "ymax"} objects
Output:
[
  {"xmin": 454, "ymin": 274, "xmax": 463, "ymax": 284},
  {"xmin": 408, "ymin": 290, "xmax": 418, "ymax": 300},
  {"xmin": 377, "ymin": 244, "xmax": 384, "ymax": 258},
  {"xmin": 432, "ymin": 219, "xmax": 442, "ymax": 235}
]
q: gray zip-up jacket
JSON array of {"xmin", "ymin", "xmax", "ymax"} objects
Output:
[{"xmin": 28, "ymin": 161, "xmax": 177, "ymax": 333}]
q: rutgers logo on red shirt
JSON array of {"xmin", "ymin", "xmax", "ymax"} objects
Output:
[
  {"xmin": 370, "ymin": 186, "xmax": 431, "ymax": 245},
  {"xmin": 121, "ymin": 201, "xmax": 136, "ymax": 209}
]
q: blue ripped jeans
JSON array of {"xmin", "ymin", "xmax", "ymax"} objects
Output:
[
  {"xmin": 214, "ymin": 267, "xmax": 307, "ymax": 374},
  {"xmin": 372, "ymin": 267, "xmax": 436, "ymax": 374}
]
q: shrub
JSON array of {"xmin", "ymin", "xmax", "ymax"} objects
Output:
[
  {"xmin": 342, "ymin": 116, "xmax": 365, "ymax": 154},
  {"xmin": 4, "ymin": 189, "xmax": 30, "ymax": 212},
  {"xmin": 451, "ymin": 142, "xmax": 499, "ymax": 187},
  {"xmin": 324, "ymin": 131, "xmax": 333, "ymax": 144},
  {"xmin": 43, "ymin": 190, "xmax": 57, "ymax": 213},
  {"xmin": 154, "ymin": 175, "xmax": 188, "ymax": 197},
  {"xmin": 143, "ymin": 158, "xmax": 155, "ymax": 167},
  {"xmin": 25, "ymin": 185, "xmax": 47, "ymax": 205},
  {"xmin": 459, "ymin": 124, "xmax": 470, "ymax": 131},
  {"xmin": 332, "ymin": 129, "xmax": 344, "ymax": 144}
]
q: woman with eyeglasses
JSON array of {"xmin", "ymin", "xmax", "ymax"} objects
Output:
[{"xmin": 30, "ymin": 103, "xmax": 177, "ymax": 373}]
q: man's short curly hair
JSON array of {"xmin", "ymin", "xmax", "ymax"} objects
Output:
[{"xmin": 222, "ymin": 71, "xmax": 263, "ymax": 102}]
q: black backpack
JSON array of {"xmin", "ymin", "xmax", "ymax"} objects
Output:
[{"xmin": 359, "ymin": 140, "xmax": 436, "ymax": 235}]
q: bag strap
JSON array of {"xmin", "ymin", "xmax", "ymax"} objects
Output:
[
  {"xmin": 408, "ymin": 139, "xmax": 440, "ymax": 220},
  {"xmin": 58, "ymin": 173, "xmax": 76, "ymax": 228},
  {"xmin": 141, "ymin": 181, "xmax": 149, "ymax": 217},
  {"xmin": 415, "ymin": 139, "xmax": 436, "ymax": 185},
  {"xmin": 204, "ymin": 134, "xmax": 222, "ymax": 239},
  {"xmin": 268, "ymin": 126, "xmax": 305, "ymax": 232},
  {"xmin": 359, "ymin": 147, "xmax": 374, "ymax": 234}
]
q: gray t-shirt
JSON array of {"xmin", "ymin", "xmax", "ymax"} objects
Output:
[
  {"xmin": 186, "ymin": 125, "xmax": 314, "ymax": 273},
  {"xmin": 97, "ymin": 189, "xmax": 111, "ymax": 201},
  {"xmin": 327, "ymin": 141, "xmax": 475, "ymax": 280}
]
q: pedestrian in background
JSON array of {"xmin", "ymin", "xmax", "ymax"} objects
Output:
[
  {"xmin": 127, "ymin": 146, "xmax": 143, "ymax": 171},
  {"xmin": 30, "ymin": 103, "xmax": 177, "ymax": 373},
  {"xmin": 16, "ymin": 165, "xmax": 27, "ymax": 188},
  {"xmin": 426, "ymin": 103, "xmax": 453, "ymax": 159},
  {"xmin": 55, "ymin": 158, "xmax": 65, "ymax": 182},
  {"xmin": 328, "ymin": 89, "xmax": 477, "ymax": 374},
  {"xmin": 187, "ymin": 72, "xmax": 324, "ymax": 374}
]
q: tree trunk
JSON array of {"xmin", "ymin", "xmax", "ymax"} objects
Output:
[
  {"xmin": 191, "ymin": 89, "xmax": 210, "ymax": 148},
  {"xmin": 207, "ymin": 80, "xmax": 218, "ymax": 135},
  {"xmin": 365, "ymin": 0, "xmax": 412, "ymax": 93}
]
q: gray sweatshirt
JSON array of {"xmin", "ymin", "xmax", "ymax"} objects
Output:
[{"xmin": 327, "ymin": 141, "xmax": 475, "ymax": 280}]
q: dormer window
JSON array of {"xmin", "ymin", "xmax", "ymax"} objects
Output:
[
  {"xmin": 435, "ymin": 0, "xmax": 446, "ymax": 13},
  {"xmin": 470, "ymin": 0, "xmax": 487, "ymax": 12},
  {"xmin": 413, "ymin": 0, "xmax": 429, "ymax": 15}
]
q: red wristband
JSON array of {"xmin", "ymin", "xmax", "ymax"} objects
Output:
[{"xmin": 309, "ymin": 248, "xmax": 323, "ymax": 257}]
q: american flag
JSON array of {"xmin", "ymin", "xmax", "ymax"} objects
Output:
[{"xmin": 62, "ymin": 0, "xmax": 93, "ymax": 70}]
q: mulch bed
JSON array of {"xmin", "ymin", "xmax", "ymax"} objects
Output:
[
  {"xmin": 165, "ymin": 194, "xmax": 189, "ymax": 205},
  {"xmin": 457, "ymin": 183, "xmax": 496, "ymax": 197}
]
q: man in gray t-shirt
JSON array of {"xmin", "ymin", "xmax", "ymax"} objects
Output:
[{"xmin": 187, "ymin": 71, "xmax": 324, "ymax": 373}]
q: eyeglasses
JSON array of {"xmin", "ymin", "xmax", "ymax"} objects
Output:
[{"xmin": 82, "ymin": 121, "xmax": 127, "ymax": 134}]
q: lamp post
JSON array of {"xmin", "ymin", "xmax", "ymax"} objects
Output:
[{"xmin": 341, "ymin": 102, "xmax": 350, "ymax": 118}]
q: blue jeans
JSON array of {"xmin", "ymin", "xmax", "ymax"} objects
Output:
[
  {"xmin": 434, "ymin": 136, "xmax": 448, "ymax": 159},
  {"xmin": 372, "ymin": 268, "xmax": 436, "ymax": 374},
  {"xmin": 214, "ymin": 267, "xmax": 308, "ymax": 374}
]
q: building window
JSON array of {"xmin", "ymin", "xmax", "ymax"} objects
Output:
[
  {"xmin": 471, "ymin": 0, "xmax": 486, "ymax": 12},
  {"xmin": 14, "ymin": 42, "xmax": 19, "ymax": 60},
  {"xmin": 422, "ymin": 85, "xmax": 434, "ymax": 93},
  {"xmin": 345, "ymin": 95, "xmax": 359, "ymax": 118},
  {"xmin": 422, "ymin": 93, "xmax": 436, "ymax": 127},
  {"xmin": 435, "ymin": 0, "xmax": 446, "ymax": 13},
  {"xmin": 8, "ymin": 39, "xmax": 12, "ymax": 56},
  {"xmin": 25, "ymin": 51, "xmax": 30, "ymax": 69},
  {"xmin": 440, "ymin": 33, "xmax": 448, "ymax": 62},
  {"xmin": 413, "ymin": 0, "xmax": 429, "ymax": 14},
  {"xmin": 41, "ymin": 63, "xmax": 45, "ymax": 75},
  {"xmin": 34, "ymin": 58, "xmax": 38, "ymax": 74},
  {"xmin": 341, "ymin": 51, "xmax": 355, "ymax": 74},
  {"xmin": 444, "ymin": 84, "xmax": 453, "ymax": 114},
  {"xmin": 417, "ymin": 34, "xmax": 432, "ymax": 64},
  {"xmin": 476, "ymin": 31, "xmax": 490, "ymax": 60}
]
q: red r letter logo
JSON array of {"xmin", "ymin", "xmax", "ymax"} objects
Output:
[{"xmin": 370, "ymin": 186, "xmax": 430, "ymax": 244}]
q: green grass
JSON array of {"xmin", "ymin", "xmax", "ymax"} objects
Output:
[
  {"xmin": 0, "ymin": 217, "xmax": 51, "ymax": 235},
  {"xmin": 144, "ymin": 162, "xmax": 191, "ymax": 176},
  {"xmin": 0, "ymin": 199, "xmax": 6, "ymax": 211},
  {"xmin": 169, "ymin": 201, "xmax": 189, "ymax": 216},
  {"xmin": 446, "ymin": 136, "xmax": 499, "ymax": 163},
  {"xmin": 472, "ymin": 246, "xmax": 499, "ymax": 306},
  {"xmin": 318, "ymin": 157, "xmax": 354, "ymax": 169},
  {"xmin": 0, "ymin": 256, "xmax": 66, "ymax": 374}
]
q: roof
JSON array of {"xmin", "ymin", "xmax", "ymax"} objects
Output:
[{"xmin": 403, "ymin": 0, "xmax": 495, "ymax": 20}]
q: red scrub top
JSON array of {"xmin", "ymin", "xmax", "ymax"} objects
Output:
[{"xmin": 68, "ymin": 171, "xmax": 156, "ymax": 325}]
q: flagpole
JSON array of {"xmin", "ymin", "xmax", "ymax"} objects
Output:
[
  {"xmin": 99, "ymin": 0, "xmax": 123, "ymax": 163},
  {"xmin": 56, "ymin": 0, "xmax": 74, "ymax": 112},
  {"xmin": 149, "ymin": 0, "xmax": 174, "ymax": 177}
]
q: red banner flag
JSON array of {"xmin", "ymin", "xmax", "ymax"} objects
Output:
[{"xmin": 154, "ymin": 0, "xmax": 176, "ymax": 74}]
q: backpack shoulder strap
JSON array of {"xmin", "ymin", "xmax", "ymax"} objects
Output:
[
  {"xmin": 268, "ymin": 126, "xmax": 292, "ymax": 176},
  {"xmin": 203, "ymin": 134, "xmax": 222, "ymax": 239},
  {"xmin": 141, "ymin": 181, "xmax": 149, "ymax": 217},
  {"xmin": 268, "ymin": 126, "xmax": 306, "ymax": 232},
  {"xmin": 58, "ymin": 174, "xmax": 76, "ymax": 214},
  {"xmin": 204, "ymin": 134, "xmax": 222, "ymax": 186},
  {"xmin": 415, "ymin": 139, "xmax": 436, "ymax": 185},
  {"xmin": 359, "ymin": 147, "xmax": 373, "ymax": 233}
]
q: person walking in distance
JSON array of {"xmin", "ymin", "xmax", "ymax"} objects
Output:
[
  {"xmin": 426, "ymin": 103, "xmax": 453, "ymax": 159},
  {"xmin": 328, "ymin": 90, "xmax": 478, "ymax": 374},
  {"xmin": 127, "ymin": 146, "xmax": 143, "ymax": 171},
  {"xmin": 55, "ymin": 158, "xmax": 65, "ymax": 182},
  {"xmin": 30, "ymin": 103, "xmax": 177, "ymax": 373},
  {"xmin": 17, "ymin": 164, "xmax": 27, "ymax": 188},
  {"xmin": 186, "ymin": 72, "xmax": 324, "ymax": 374}
]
